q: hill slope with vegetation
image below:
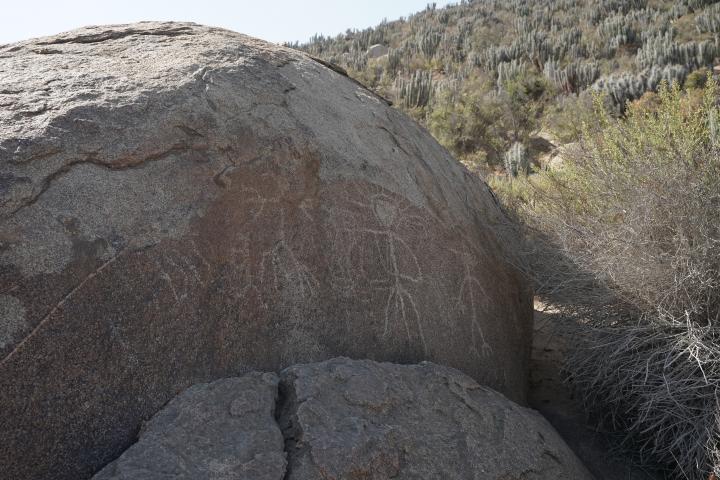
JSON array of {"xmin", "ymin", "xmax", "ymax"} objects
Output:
[{"xmin": 292, "ymin": 0, "xmax": 720, "ymax": 174}]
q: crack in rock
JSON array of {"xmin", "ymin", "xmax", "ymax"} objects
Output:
[
  {"xmin": 4, "ymin": 143, "xmax": 209, "ymax": 219},
  {"xmin": 36, "ymin": 24, "xmax": 196, "ymax": 45},
  {"xmin": 308, "ymin": 55, "xmax": 393, "ymax": 106}
]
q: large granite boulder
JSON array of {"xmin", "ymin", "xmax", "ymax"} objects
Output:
[
  {"xmin": 94, "ymin": 358, "xmax": 594, "ymax": 480},
  {"xmin": 0, "ymin": 22, "xmax": 532, "ymax": 479}
]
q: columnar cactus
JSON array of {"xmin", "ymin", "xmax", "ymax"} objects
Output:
[
  {"xmin": 497, "ymin": 60, "xmax": 527, "ymax": 87},
  {"xmin": 504, "ymin": 142, "xmax": 530, "ymax": 177},
  {"xmin": 386, "ymin": 48, "xmax": 403, "ymax": 75},
  {"xmin": 417, "ymin": 29, "xmax": 442, "ymax": 58},
  {"xmin": 598, "ymin": 14, "xmax": 637, "ymax": 45},
  {"xmin": 593, "ymin": 65, "xmax": 689, "ymax": 112},
  {"xmin": 396, "ymin": 70, "xmax": 434, "ymax": 108},
  {"xmin": 696, "ymin": 5, "xmax": 720, "ymax": 33},
  {"xmin": 637, "ymin": 33, "xmax": 719, "ymax": 70},
  {"xmin": 544, "ymin": 60, "xmax": 600, "ymax": 93},
  {"xmin": 686, "ymin": 0, "xmax": 717, "ymax": 11}
]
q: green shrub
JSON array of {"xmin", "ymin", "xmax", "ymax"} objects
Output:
[
  {"xmin": 512, "ymin": 79, "xmax": 720, "ymax": 479},
  {"xmin": 541, "ymin": 92, "xmax": 596, "ymax": 143},
  {"xmin": 427, "ymin": 75, "xmax": 508, "ymax": 165},
  {"xmin": 686, "ymin": 67, "xmax": 711, "ymax": 90}
]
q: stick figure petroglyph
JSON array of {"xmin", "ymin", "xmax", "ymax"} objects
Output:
[
  {"xmin": 326, "ymin": 185, "xmax": 430, "ymax": 353},
  {"xmin": 238, "ymin": 180, "xmax": 320, "ymax": 303},
  {"xmin": 452, "ymin": 246, "xmax": 493, "ymax": 358}
]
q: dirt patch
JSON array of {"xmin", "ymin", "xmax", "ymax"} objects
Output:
[{"xmin": 529, "ymin": 300, "xmax": 663, "ymax": 480}]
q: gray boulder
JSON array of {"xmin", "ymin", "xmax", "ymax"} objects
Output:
[
  {"xmin": 367, "ymin": 43, "xmax": 389, "ymax": 58},
  {"xmin": 95, "ymin": 359, "xmax": 593, "ymax": 480},
  {"xmin": 93, "ymin": 373, "xmax": 286, "ymax": 480},
  {"xmin": 279, "ymin": 358, "xmax": 593, "ymax": 480},
  {"xmin": 0, "ymin": 22, "xmax": 531, "ymax": 479}
]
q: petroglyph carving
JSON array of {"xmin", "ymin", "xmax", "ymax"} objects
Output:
[
  {"xmin": 231, "ymin": 178, "xmax": 320, "ymax": 303},
  {"xmin": 323, "ymin": 185, "xmax": 430, "ymax": 351},
  {"xmin": 453, "ymin": 248, "xmax": 493, "ymax": 358}
]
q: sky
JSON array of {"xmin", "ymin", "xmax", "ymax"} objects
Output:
[{"xmin": 1, "ymin": 0, "xmax": 454, "ymax": 46}]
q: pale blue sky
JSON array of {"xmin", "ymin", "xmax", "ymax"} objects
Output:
[{"xmin": 1, "ymin": 0, "xmax": 454, "ymax": 45}]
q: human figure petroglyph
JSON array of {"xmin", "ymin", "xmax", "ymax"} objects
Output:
[
  {"xmin": 259, "ymin": 236, "xmax": 319, "ymax": 299},
  {"xmin": 232, "ymin": 174, "xmax": 320, "ymax": 302},
  {"xmin": 323, "ymin": 185, "xmax": 430, "ymax": 352},
  {"xmin": 452, "ymin": 247, "xmax": 493, "ymax": 358}
]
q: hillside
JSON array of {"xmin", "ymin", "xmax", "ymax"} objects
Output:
[{"xmin": 293, "ymin": 0, "xmax": 720, "ymax": 173}]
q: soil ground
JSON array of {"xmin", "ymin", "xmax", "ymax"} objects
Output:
[{"xmin": 529, "ymin": 300, "xmax": 664, "ymax": 480}]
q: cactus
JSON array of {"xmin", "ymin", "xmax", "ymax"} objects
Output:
[
  {"xmin": 497, "ymin": 60, "xmax": 527, "ymax": 87},
  {"xmin": 288, "ymin": 0, "xmax": 720, "ymax": 181},
  {"xmin": 592, "ymin": 72, "xmax": 647, "ymax": 112},
  {"xmin": 480, "ymin": 44, "xmax": 522, "ymax": 71},
  {"xmin": 637, "ymin": 33, "xmax": 719, "ymax": 70},
  {"xmin": 504, "ymin": 142, "xmax": 530, "ymax": 177},
  {"xmin": 395, "ymin": 70, "xmax": 434, "ymax": 108},
  {"xmin": 544, "ymin": 60, "xmax": 600, "ymax": 93},
  {"xmin": 345, "ymin": 51, "xmax": 368, "ymax": 71},
  {"xmin": 696, "ymin": 4, "xmax": 720, "ymax": 33},
  {"xmin": 386, "ymin": 48, "xmax": 403, "ymax": 75},
  {"xmin": 686, "ymin": 0, "xmax": 717, "ymax": 11},
  {"xmin": 519, "ymin": 30, "xmax": 554, "ymax": 69},
  {"xmin": 598, "ymin": 14, "xmax": 637, "ymax": 45},
  {"xmin": 438, "ymin": 32, "xmax": 466, "ymax": 63},
  {"xmin": 584, "ymin": 0, "xmax": 648, "ymax": 24},
  {"xmin": 593, "ymin": 65, "xmax": 689, "ymax": 112},
  {"xmin": 669, "ymin": 4, "xmax": 690, "ymax": 20},
  {"xmin": 644, "ymin": 64, "xmax": 688, "ymax": 90},
  {"xmin": 417, "ymin": 29, "xmax": 442, "ymax": 58}
]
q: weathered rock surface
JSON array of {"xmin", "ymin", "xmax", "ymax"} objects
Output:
[
  {"xmin": 0, "ymin": 22, "xmax": 531, "ymax": 479},
  {"xmin": 94, "ymin": 359, "xmax": 593, "ymax": 480},
  {"xmin": 279, "ymin": 358, "xmax": 593, "ymax": 480},
  {"xmin": 94, "ymin": 373, "xmax": 286, "ymax": 480}
]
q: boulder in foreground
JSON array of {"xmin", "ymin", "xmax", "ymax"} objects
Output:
[{"xmin": 94, "ymin": 358, "xmax": 593, "ymax": 480}]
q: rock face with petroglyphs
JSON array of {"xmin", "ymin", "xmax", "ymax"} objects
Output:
[
  {"xmin": 93, "ymin": 358, "xmax": 593, "ymax": 480},
  {"xmin": 0, "ymin": 22, "xmax": 532, "ymax": 480}
]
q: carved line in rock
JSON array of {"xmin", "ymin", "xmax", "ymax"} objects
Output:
[
  {"xmin": 238, "ymin": 181, "xmax": 321, "ymax": 302},
  {"xmin": 152, "ymin": 246, "xmax": 211, "ymax": 305},
  {"xmin": 0, "ymin": 247, "xmax": 127, "ymax": 367},
  {"xmin": 322, "ymin": 188, "xmax": 428, "ymax": 352},
  {"xmin": 452, "ymin": 247, "xmax": 493, "ymax": 359},
  {"xmin": 1, "ymin": 159, "xmax": 496, "ymax": 369}
]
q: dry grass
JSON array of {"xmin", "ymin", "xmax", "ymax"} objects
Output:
[{"xmin": 493, "ymin": 79, "xmax": 720, "ymax": 479}]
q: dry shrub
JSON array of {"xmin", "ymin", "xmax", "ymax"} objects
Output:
[{"xmin": 498, "ymin": 80, "xmax": 720, "ymax": 478}]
